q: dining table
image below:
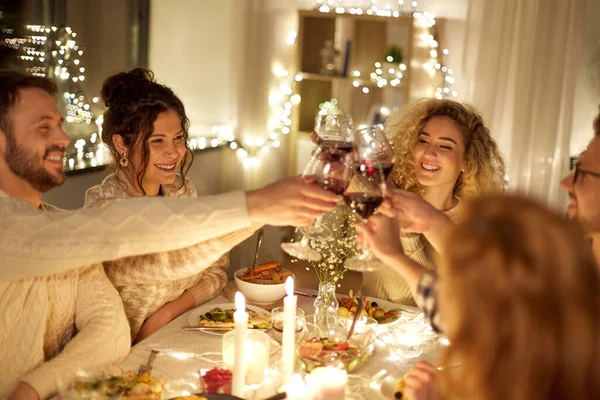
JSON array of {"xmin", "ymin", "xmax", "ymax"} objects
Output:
[{"xmin": 119, "ymin": 283, "xmax": 444, "ymax": 400}]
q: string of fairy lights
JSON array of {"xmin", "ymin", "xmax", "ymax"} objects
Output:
[{"xmin": 5, "ymin": 0, "xmax": 458, "ymax": 171}]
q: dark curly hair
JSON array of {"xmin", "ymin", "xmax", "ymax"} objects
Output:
[{"xmin": 101, "ymin": 68, "xmax": 193, "ymax": 194}]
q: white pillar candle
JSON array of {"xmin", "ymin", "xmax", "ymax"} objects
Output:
[
  {"xmin": 232, "ymin": 291, "xmax": 248, "ymax": 397},
  {"xmin": 283, "ymin": 374, "xmax": 314, "ymax": 400},
  {"xmin": 282, "ymin": 276, "xmax": 297, "ymax": 385},
  {"xmin": 307, "ymin": 366, "xmax": 347, "ymax": 400}
]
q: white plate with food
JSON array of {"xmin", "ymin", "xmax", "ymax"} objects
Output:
[
  {"xmin": 337, "ymin": 291, "xmax": 421, "ymax": 330},
  {"xmin": 187, "ymin": 303, "xmax": 272, "ymax": 336}
]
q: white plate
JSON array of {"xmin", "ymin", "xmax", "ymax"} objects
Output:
[
  {"xmin": 338, "ymin": 295, "xmax": 421, "ymax": 330},
  {"xmin": 187, "ymin": 303, "xmax": 271, "ymax": 336}
]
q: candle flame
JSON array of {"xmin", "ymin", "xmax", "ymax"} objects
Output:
[
  {"xmin": 285, "ymin": 276, "xmax": 294, "ymax": 297},
  {"xmin": 235, "ymin": 291, "xmax": 245, "ymax": 311}
]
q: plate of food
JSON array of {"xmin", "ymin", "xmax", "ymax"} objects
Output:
[
  {"xmin": 68, "ymin": 370, "xmax": 164, "ymax": 399},
  {"xmin": 187, "ymin": 303, "xmax": 272, "ymax": 335},
  {"xmin": 337, "ymin": 291, "xmax": 419, "ymax": 328}
]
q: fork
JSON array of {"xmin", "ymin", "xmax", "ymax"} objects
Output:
[{"xmin": 138, "ymin": 349, "xmax": 159, "ymax": 375}]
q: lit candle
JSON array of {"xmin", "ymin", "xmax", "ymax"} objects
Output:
[
  {"xmin": 306, "ymin": 366, "xmax": 347, "ymax": 400},
  {"xmin": 282, "ymin": 276, "xmax": 297, "ymax": 385},
  {"xmin": 283, "ymin": 374, "xmax": 314, "ymax": 400},
  {"xmin": 232, "ymin": 291, "xmax": 248, "ymax": 397}
]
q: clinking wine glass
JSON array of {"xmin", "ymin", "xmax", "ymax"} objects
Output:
[
  {"xmin": 344, "ymin": 125, "xmax": 395, "ymax": 272},
  {"xmin": 280, "ymin": 144, "xmax": 354, "ymax": 262}
]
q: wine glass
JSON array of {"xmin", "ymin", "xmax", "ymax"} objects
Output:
[
  {"xmin": 344, "ymin": 125, "xmax": 395, "ymax": 272},
  {"xmin": 314, "ymin": 113, "xmax": 354, "ymax": 143},
  {"xmin": 281, "ymin": 144, "xmax": 354, "ymax": 261}
]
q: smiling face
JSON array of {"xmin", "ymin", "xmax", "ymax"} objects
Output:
[
  {"xmin": 119, "ymin": 108, "xmax": 186, "ymax": 196},
  {"xmin": 412, "ymin": 116, "xmax": 466, "ymax": 194},
  {"xmin": 0, "ymin": 88, "xmax": 69, "ymax": 192},
  {"xmin": 560, "ymin": 136, "xmax": 600, "ymax": 235}
]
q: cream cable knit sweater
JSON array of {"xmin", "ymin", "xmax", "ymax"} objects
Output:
[
  {"xmin": 84, "ymin": 173, "xmax": 255, "ymax": 339},
  {"xmin": 361, "ymin": 199, "xmax": 463, "ymax": 306},
  {"xmin": 0, "ymin": 188, "xmax": 252, "ymax": 399}
]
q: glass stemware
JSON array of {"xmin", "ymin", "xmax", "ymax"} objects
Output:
[
  {"xmin": 281, "ymin": 113, "xmax": 355, "ymax": 262},
  {"xmin": 281, "ymin": 144, "xmax": 354, "ymax": 261},
  {"xmin": 344, "ymin": 125, "xmax": 396, "ymax": 272}
]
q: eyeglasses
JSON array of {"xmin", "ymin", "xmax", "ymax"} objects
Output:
[{"xmin": 573, "ymin": 161, "xmax": 600, "ymax": 184}]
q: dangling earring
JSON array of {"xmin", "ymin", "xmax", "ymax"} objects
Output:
[{"xmin": 119, "ymin": 152, "xmax": 129, "ymax": 167}]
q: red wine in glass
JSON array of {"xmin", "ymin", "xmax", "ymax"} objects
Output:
[
  {"xmin": 316, "ymin": 176, "xmax": 350, "ymax": 195},
  {"xmin": 316, "ymin": 139, "xmax": 355, "ymax": 162},
  {"xmin": 343, "ymin": 193, "xmax": 384, "ymax": 219}
]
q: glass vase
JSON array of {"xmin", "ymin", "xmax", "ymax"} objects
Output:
[{"xmin": 313, "ymin": 280, "xmax": 339, "ymax": 317}]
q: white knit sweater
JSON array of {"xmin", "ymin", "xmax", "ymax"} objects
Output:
[
  {"xmin": 0, "ymin": 188, "xmax": 252, "ymax": 399},
  {"xmin": 84, "ymin": 172, "xmax": 255, "ymax": 339}
]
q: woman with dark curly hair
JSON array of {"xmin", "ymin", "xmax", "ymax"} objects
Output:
[
  {"xmin": 361, "ymin": 99, "xmax": 506, "ymax": 306},
  {"xmin": 84, "ymin": 69, "xmax": 258, "ymax": 342}
]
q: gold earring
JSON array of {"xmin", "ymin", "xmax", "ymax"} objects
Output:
[{"xmin": 119, "ymin": 152, "xmax": 129, "ymax": 167}]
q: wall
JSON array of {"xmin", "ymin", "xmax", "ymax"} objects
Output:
[{"xmin": 569, "ymin": 0, "xmax": 600, "ymax": 156}]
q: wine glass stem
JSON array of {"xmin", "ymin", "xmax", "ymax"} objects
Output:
[
  {"xmin": 313, "ymin": 214, "xmax": 324, "ymax": 229},
  {"xmin": 300, "ymin": 235, "xmax": 310, "ymax": 246}
]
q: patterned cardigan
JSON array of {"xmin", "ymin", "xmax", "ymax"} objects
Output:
[{"xmin": 84, "ymin": 171, "xmax": 254, "ymax": 339}]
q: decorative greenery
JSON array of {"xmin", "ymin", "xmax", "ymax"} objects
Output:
[
  {"xmin": 385, "ymin": 45, "xmax": 404, "ymax": 64},
  {"xmin": 292, "ymin": 206, "xmax": 359, "ymax": 283}
]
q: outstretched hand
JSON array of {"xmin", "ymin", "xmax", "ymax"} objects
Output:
[{"xmin": 246, "ymin": 176, "xmax": 338, "ymax": 227}]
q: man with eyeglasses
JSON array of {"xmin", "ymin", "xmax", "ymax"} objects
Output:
[{"xmin": 560, "ymin": 111, "xmax": 600, "ymax": 262}]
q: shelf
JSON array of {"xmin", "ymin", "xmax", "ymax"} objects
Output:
[
  {"xmin": 299, "ymin": 72, "xmax": 350, "ymax": 82},
  {"xmin": 299, "ymin": 9, "xmax": 415, "ymax": 24}
]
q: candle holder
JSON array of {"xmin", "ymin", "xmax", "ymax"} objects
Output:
[
  {"xmin": 223, "ymin": 330, "xmax": 271, "ymax": 387},
  {"xmin": 388, "ymin": 321, "xmax": 425, "ymax": 359},
  {"xmin": 270, "ymin": 306, "xmax": 306, "ymax": 344}
]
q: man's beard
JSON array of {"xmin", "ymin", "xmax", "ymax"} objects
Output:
[
  {"xmin": 4, "ymin": 128, "xmax": 65, "ymax": 193},
  {"xmin": 579, "ymin": 213, "xmax": 600, "ymax": 237}
]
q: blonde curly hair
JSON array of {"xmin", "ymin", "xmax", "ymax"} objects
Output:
[{"xmin": 387, "ymin": 98, "xmax": 506, "ymax": 198}]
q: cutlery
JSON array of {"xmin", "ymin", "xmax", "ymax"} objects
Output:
[
  {"xmin": 347, "ymin": 296, "xmax": 367, "ymax": 340},
  {"xmin": 138, "ymin": 349, "xmax": 159, "ymax": 375},
  {"xmin": 251, "ymin": 229, "xmax": 264, "ymax": 273}
]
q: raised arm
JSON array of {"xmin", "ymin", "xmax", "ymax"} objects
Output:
[
  {"xmin": 0, "ymin": 191, "xmax": 251, "ymax": 280},
  {"xmin": 1, "ymin": 176, "xmax": 338, "ymax": 281},
  {"xmin": 379, "ymin": 188, "xmax": 455, "ymax": 253},
  {"xmin": 20, "ymin": 265, "xmax": 131, "ymax": 399},
  {"xmin": 355, "ymin": 215, "xmax": 428, "ymax": 298}
]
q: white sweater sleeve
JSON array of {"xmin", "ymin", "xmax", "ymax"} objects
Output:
[
  {"xmin": 0, "ymin": 191, "xmax": 251, "ymax": 280},
  {"xmin": 21, "ymin": 265, "xmax": 131, "ymax": 399}
]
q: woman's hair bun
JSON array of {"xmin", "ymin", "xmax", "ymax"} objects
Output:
[{"xmin": 101, "ymin": 68, "xmax": 155, "ymax": 107}]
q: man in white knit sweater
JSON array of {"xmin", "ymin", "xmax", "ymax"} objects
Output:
[{"xmin": 0, "ymin": 71, "xmax": 338, "ymax": 399}]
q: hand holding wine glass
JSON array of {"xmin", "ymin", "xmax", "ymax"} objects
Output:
[
  {"xmin": 280, "ymin": 113, "xmax": 355, "ymax": 261},
  {"xmin": 344, "ymin": 125, "xmax": 396, "ymax": 272}
]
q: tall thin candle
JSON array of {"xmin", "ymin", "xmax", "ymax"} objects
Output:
[
  {"xmin": 282, "ymin": 276, "xmax": 297, "ymax": 385},
  {"xmin": 232, "ymin": 291, "xmax": 248, "ymax": 397}
]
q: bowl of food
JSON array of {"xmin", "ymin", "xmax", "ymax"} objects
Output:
[
  {"xmin": 296, "ymin": 314, "xmax": 376, "ymax": 373},
  {"xmin": 234, "ymin": 262, "xmax": 294, "ymax": 303}
]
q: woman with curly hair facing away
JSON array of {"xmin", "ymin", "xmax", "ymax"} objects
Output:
[
  {"xmin": 361, "ymin": 98, "xmax": 506, "ymax": 306},
  {"xmin": 84, "ymin": 69, "xmax": 258, "ymax": 343},
  {"xmin": 395, "ymin": 195, "xmax": 600, "ymax": 400}
]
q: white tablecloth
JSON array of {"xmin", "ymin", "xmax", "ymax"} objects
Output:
[{"xmin": 120, "ymin": 291, "xmax": 442, "ymax": 399}]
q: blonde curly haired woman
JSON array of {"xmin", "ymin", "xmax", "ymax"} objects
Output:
[
  {"xmin": 361, "ymin": 98, "xmax": 506, "ymax": 305},
  {"xmin": 377, "ymin": 195, "xmax": 600, "ymax": 400}
]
